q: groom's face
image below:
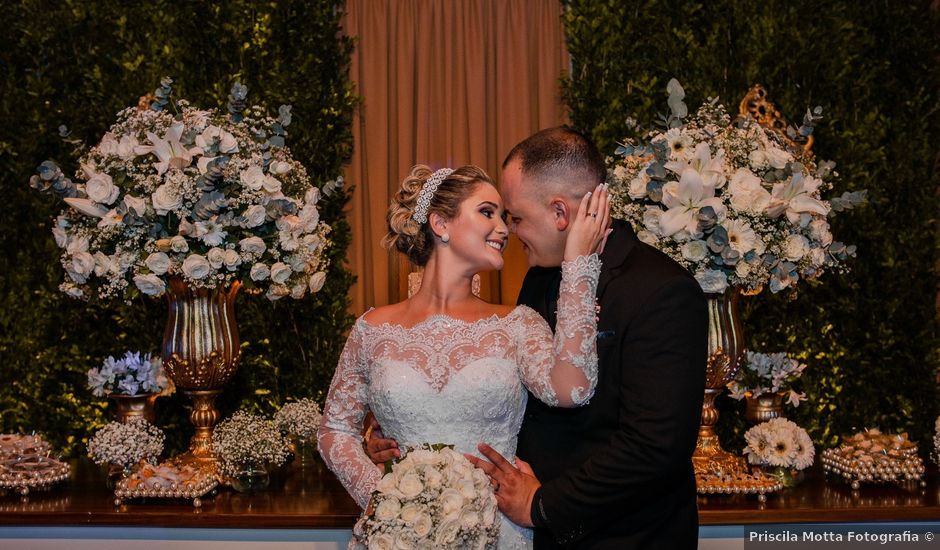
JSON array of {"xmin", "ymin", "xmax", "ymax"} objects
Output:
[{"xmin": 501, "ymin": 158, "xmax": 567, "ymax": 268}]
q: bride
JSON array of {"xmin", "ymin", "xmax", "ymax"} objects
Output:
[{"xmin": 317, "ymin": 164, "xmax": 610, "ymax": 549}]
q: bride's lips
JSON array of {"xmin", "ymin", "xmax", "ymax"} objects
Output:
[{"xmin": 486, "ymin": 239, "xmax": 506, "ymax": 253}]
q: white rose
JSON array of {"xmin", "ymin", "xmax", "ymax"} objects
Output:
[
  {"xmin": 86, "ymin": 173, "xmax": 120, "ymax": 205},
  {"xmin": 288, "ymin": 254, "xmax": 307, "ymax": 272},
  {"xmin": 133, "ymin": 274, "xmax": 166, "ymax": 296},
  {"xmin": 399, "ymin": 503, "xmax": 420, "ymax": 524},
  {"xmin": 459, "ymin": 509, "xmax": 480, "ymax": 530},
  {"xmin": 276, "ymin": 215, "xmax": 302, "ymax": 233},
  {"xmin": 438, "ymin": 488, "xmax": 464, "ymax": 517},
  {"xmin": 433, "ymin": 519, "xmax": 460, "ymax": 546},
  {"xmin": 695, "ymin": 269, "xmax": 729, "ymax": 294},
  {"xmin": 123, "ymin": 195, "xmax": 148, "ymax": 216},
  {"xmin": 784, "ymin": 234, "xmax": 809, "ymax": 261},
  {"xmin": 270, "ymin": 262, "xmax": 292, "ymax": 284},
  {"xmin": 764, "ymin": 146, "xmax": 791, "ymax": 169},
  {"xmin": 810, "ymin": 247, "xmax": 826, "ymax": 267},
  {"xmin": 238, "ymin": 236, "xmax": 266, "ymax": 255},
  {"xmin": 367, "ymin": 533, "xmax": 393, "ymax": 550},
  {"xmin": 182, "ymin": 254, "xmax": 211, "ymax": 280},
  {"xmin": 265, "ymin": 284, "xmax": 290, "ymax": 300},
  {"xmin": 270, "ymin": 160, "xmax": 292, "ymax": 175},
  {"xmin": 71, "ymin": 251, "xmax": 96, "ymax": 277},
  {"xmin": 117, "ymin": 135, "xmax": 140, "ymax": 160},
  {"xmin": 456, "ymin": 478, "xmax": 477, "ymax": 500},
  {"xmin": 636, "ymin": 230, "xmax": 659, "ymax": 246},
  {"xmin": 374, "ymin": 497, "xmax": 401, "ymax": 521},
  {"xmin": 308, "ymin": 271, "xmax": 327, "ymax": 293},
  {"xmin": 223, "ymin": 249, "xmax": 242, "ymax": 270},
  {"xmin": 748, "ymin": 149, "xmax": 767, "ymax": 170},
  {"xmin": 398, "ymin": 472, "xmax": 424, "ymax": 499},
  {"xmin": 240, "ymin": 165, "xmax": 266, "ymax": 191},
  {"xmin": 642, "ymin": 206, "xmax": 663, "ymax": 235},
  {"xmin": 262, "ymin": 175, "xmax": 282, "ymax": 194},
  {"xmin": 627, "ymin": 173, "xmax": 650, "ymax": 199},
  {"xmin": 728, "ymin": 168, "xmax": 771, "ymax": 213},
  {"xmin": 735, "ymin": 262, "xmax": 752, "ymax": 277},
  {"xmin": 300, "ymin": 204, "xmax": 320, "ymax": 230},
  {"xmin": 145, "ymin": 252, "xmax": 171, "ymax": 275},
  {"xmin": 250, "ymin": 263, "xmax": 270, "ymax": 281},
  {"xmin": 196, "ymin": 125, "xmax": 239, "ymax": 154},
  {"xmin": 412, "ymin": 512, "xmax": 432, "ymax": 538},
  {"xmin": 305, "ymin": 187, "xmax": 321, "ymax": 205},
  {"xmin": 243, "ymin": 204, "xmax": 267, "ymax": 228},
  {"xmin": 66, "ymin": 235, "xmax": 89, "ymax": 255},
  {"xmin": 302, "ymin": 234, "xmax": 322, "ymax": 252},
  {"xmin": 290, "ymin": 283, "xmax": 306, "ymax": 299},
  {"xmin": 207, "ymin": 247, "xmax": 226, "ymax": 269},
  {"xmin": 681, "ymin": 240, "xmax": 708, "ymax": 262},
  {"xmin": 408, "ymin": 449, "xmax": 436, "ymax": 465},
  {"xmin": 151, "ymin": 184, "xmax": 182, "ymax": 214},
  {"xmin": 93, "ymin": 251, "xmax": 117, "ymax": 276},
  {"xmin": 97, "ymin": 134, "xmax": 119, "ymax": 157},
  {"xmin": 423, "ymin": 467, "xmax": 442, "ymax": 490},
  {"xmin": 808, "ymin": 219, "xmax": 833, "ymax": 246},
  {"xmin": 170, "ymin": 235, "xmax": 189, "ymax": 253}
]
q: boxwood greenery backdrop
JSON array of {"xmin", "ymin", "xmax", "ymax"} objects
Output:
[
  {"xmin": 562, "ymin": 0, "xmax": 940, "ymax": 450},
  {"xmin": 0, "ymin": 0, "xmax": 358, "ymax": 456}
]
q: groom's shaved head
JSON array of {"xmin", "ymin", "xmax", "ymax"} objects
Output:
[{"xmin": 502, "ymin": 126, "xmax": 606, "ymax": 198}]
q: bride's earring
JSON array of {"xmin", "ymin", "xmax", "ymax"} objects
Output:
[{"xmin": 441, "ymin": 233, "xmax": 450, "ymax": 244}]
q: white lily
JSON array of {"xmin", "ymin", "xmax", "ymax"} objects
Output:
[
  {"xmin": 766, "ymin": 172, "xmax": 829, "ymax": 225},
  {"xmin": 665, "ymin": 142, "xmax": 726, "ymax": 191},
  {"xmin": 138, "ymin": 123, "xmax": 201, "ymax": 175},
  {"xmin": 659, "ymin": 169, "xmax": 727, "ymax": 236},
  {"xmin": 64, "ymin": 197, "xmax": 108, "ymax": 218}
]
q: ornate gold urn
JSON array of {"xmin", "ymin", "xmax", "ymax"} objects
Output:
[{"xmin": 162, "ymin": 278, "xmax": 242, "ymax": 462}]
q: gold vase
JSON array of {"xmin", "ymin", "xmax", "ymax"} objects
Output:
[
  {"xmin": 162, "ymin": 278, "xmax": 242, "ymax": 462},
  {"xmin": 692, "ymin": 290, "xmax": 749, "ymax": 477},
  {"xmin": 745, "ymin": 392, "xmax": 785, "ymax": 425},
  {"xmin": 109, "ymin": 393, "xmax": 158, "ymax": 424}
]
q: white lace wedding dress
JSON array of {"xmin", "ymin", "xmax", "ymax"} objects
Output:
[{"xmin": 317, "ymin": 255, "xmax": 601, "ymax": 549}]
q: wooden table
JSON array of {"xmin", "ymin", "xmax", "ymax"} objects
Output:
[{"xmin": 0, "ymin": 460, "xmax": 937, "ymax": 548}]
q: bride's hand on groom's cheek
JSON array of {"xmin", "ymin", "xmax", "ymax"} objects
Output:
[
  {"xmin": 564, "ymin": 183, "xmax": 613, "ymax": 261},
  {"xmin": 466, "ymin": 443, "xmax": 541, "ymax": 528}
]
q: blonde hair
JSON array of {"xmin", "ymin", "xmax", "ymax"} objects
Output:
[{"xmin": 383, "ymin": 164, "xmax": 493, "ymax": 266}]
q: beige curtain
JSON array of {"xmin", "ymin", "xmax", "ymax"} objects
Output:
[{"xmin": 343, "ymin": 0, "xmax": 570, "ymax": 314}]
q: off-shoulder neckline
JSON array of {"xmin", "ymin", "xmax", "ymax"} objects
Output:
[{"xmin": 357, "ymin": 304, "xmax": 532, "ymax": 331}]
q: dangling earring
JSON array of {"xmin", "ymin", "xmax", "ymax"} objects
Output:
[{"xmin": 441, "ymin": 233, "xmax": 450, "ymax": 244}]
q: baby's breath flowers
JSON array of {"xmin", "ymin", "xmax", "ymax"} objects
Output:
[
  {"xmin": 88, "ymin": 417, "xmax": 165, "ymax": 469},
  {"xmin": 274, "ymin": 398, "xmax": 322, "ymax": 439},
  {"xmin": 212, "ymin": 410, "xmax": 290, "ymax": 479}
]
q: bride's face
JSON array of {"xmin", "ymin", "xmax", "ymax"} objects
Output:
[{"xmin": 440, "ymin": 182, "xmax": 509, "ymax": 272}]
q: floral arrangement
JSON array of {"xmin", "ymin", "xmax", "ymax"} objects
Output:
[
  {"xmin": 607, "ymin": 79, "xmax": 865, "ymax": 294},
  {"xmin": 273, "ymin": 398, "xmax": 322, "ymax": 440},
  {"xmin": 744, "ymin": 417, "xmax": 815, "ymax": 471},
  {"xmin": 88, "ymin": 417, "xmax": 165, "ymax": 469},
  {"xmin": 358, "ymin": 445, "xmax": 499, "ymax": 549},
  {"xmin": 727, "ymin": 351, "xmax": 807, "ymax": 406},
  {"xmin": 212, "ymin": 410, "xmax": 290, "ymax": 479},
  {"xmin": 30, "ymin": 77, "xmax": 336, "ymax": 302},
  {"xmin": 86, "ymin": 350, "xmax": 169, "ymax": 396}
]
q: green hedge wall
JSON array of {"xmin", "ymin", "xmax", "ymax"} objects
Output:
[
  {"xmin": 0, "ymin": 0, "xmax": 358, "ymax": 457},
  {"xmin": 562, "ymin": 0, "xmax": 940, "ymax": 450}
]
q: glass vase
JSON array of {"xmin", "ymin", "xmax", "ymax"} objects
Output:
[
  {"xmin": 231, "ymin": 463, "xmax": 270, "ymax": 493},
  {"xmin": 759, "ymin": 465, "xmax": 804, "ymax": 488},
  {"xmin": 291, "ymin": 435, "xmax": 317, "ymax": 468},
  {"xmin": 104, "ymin": 463, "xmax": 133, "ymax": 490}
]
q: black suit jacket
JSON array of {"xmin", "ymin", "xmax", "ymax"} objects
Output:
[{"xmin": 516, "ymin": 221, "xmax": 707, "ymax": 549}]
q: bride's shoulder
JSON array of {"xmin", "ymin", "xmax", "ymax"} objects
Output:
[{"xmin": 360, "ymin": 304, "xmax": 406, "ymax": 326}]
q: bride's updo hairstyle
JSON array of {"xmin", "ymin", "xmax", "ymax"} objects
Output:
[{"xmin": 383, "ymin": 164, "xmax": 493, "ymax": 266}]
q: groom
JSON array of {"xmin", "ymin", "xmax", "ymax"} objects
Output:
[{"xmin": 370, "ymin": 127, "xmax": 707, "ymax": 548}]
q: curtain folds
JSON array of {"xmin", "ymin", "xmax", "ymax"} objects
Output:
[{"xmin": 343, "ymin": 0, "xmax": 570, "ymax": 313}]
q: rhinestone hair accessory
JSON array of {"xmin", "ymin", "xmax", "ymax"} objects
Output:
[{"xmin": 411, "ymin": 168, "xmax": 454, "ymax": 224}]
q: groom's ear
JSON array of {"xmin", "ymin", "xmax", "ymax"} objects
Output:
[{"xmin": 551, "ymin": 198, "xmax": 570, "ymax": 231}]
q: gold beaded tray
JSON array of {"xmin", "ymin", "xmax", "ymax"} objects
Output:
[
  {"xmin": 821, "ymin": 429, "xmax": 925, "ymax": 490},
  {"xmin": 0, "ymin": 434, "xmax": 71, "ymax": 496},
  {"xmin": 114, "ymin": 460, "xmax": 218, "ymax": 508}
]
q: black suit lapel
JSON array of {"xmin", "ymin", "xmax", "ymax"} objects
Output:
[{"xmin": 597, "ymin": 220, "xmax": 637, "ymax": 299}]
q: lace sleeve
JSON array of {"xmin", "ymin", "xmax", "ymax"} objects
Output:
[
  {"xmin": 316, "ymin": 321, "xmax": 383, "ymax": 509},
  {"xmin": 516, "ymin": 254, "xmax": 602, "ymax": 407}
]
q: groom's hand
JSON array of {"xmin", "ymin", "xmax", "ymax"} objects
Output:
[
  {"xmin": 466, "ymin": 443, "xmax": 540, "ymax": 528},
  {"xmin": 364, "ymin": 415, "xmax": 400, "ymax": 464}
]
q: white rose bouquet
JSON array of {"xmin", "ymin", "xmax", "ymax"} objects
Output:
[
  {"xmin": 744, "ymin": 417, "xmax": 815, "ymax": 471},
  {"xmin": 359, "ymin": 445, "xmax": 499, "ymax": 550},
  {"xmin": 608, "ymin": 79, "xmax": 865, "ymax": 294},
  {"xmin": 30, "ymin": 77, "xmax": 337, "ymax": 302}
]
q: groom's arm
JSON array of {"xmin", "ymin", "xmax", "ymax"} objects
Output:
[{"xmin": 531, "ymin": 277, "xmax": 707, "ymax": 546}]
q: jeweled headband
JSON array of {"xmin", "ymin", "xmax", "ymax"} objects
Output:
[{"xmin": 411, "ymin": 168, "xmax": 454, "ymax": 224}]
